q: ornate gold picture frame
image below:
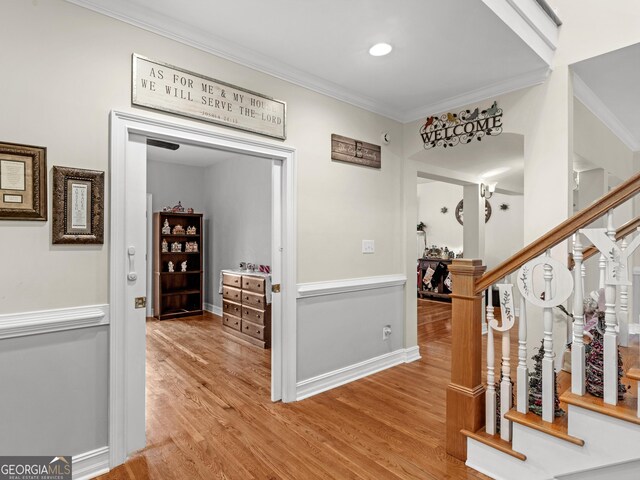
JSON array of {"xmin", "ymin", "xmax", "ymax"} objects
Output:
[
  {"xmin": 52, "ymin": 166, "xmax": 104, "ymax": 244},
  {"xmin": 0, "ymin": 142, "xmax": 47, "ymax": 220}
]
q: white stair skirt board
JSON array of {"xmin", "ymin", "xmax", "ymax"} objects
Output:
[
  {"xmin": 467, "ymin": 404, "xmax": 640, "ymax": 480},
  {"xmin": 554, "ymin": 458, "xmax": 640, "ymax": 480},
  {"xmin": 73, "ymin": 446, "xmax": 110, "ymax": 480},
  {"xmin": 204, "ymin": 303, "xmax": 222, "ymax": 317},
  {"xmin": 296, "ymin": 346, "xmax": 421, "ymax": 401}
]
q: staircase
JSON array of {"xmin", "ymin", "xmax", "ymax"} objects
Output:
[{"xmin": 446, "ymin": 172, "xmax": 640, "ymax": 479}]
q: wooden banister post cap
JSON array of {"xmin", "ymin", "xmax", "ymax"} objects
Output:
[{"xmin": 449, "ymin": 259, "xmax": 486, "ymax": 276}]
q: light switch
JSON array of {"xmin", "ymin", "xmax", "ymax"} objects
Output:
[{"xmin": 362, "ymin": 240, "xmax": 375, "ymax": 254}]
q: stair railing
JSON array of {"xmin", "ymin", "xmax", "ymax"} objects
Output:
[{"xmin": 446, "ymin": 170, "xmax": 640, "ymax": 461}]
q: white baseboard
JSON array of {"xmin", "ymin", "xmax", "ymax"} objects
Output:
[
  {"xmin": 296, "ymin": 346, "xmax": 420, "ymax": 400},
  {"xmin": 204, "ymin": 303, "xmax": 222, "ymax": 316},
  {"xmin": 73, "ymin": 446, "xmax": 109, "ymax": 480},
  {"xmin": 0, "ymin": 304, "xmax": 110, "ymax": 340}
]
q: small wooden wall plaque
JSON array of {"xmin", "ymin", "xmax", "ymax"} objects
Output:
[{"xmin": 331, "ymin": 134, "xmax": 381, "ymax": 169}]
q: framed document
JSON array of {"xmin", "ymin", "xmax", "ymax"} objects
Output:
[
  {"xmin": 0, "ymin": 142, "xmax": 47, "ymax": 220},
  {"xmin": 52, "ymin": 166, "xmax": 104, "ymax": 244}
]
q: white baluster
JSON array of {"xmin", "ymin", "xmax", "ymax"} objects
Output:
[
  {"xmin": 486, "ymin": 288, "xmax": 496, "ymax": 435},
  {"xmin": 604, "ymin": 210, "xmax": 619, "ymax": 405},
  {"xmin": 517, "ymin": 296, "xmax": 528, "ymax": 413},
  {"xmin": 599, "ymin": 254, "xmax": 606, "ymax": 290},
  {"xmin": 500, "ymin": 340, "xmax": 512, "ymax": 441},
  {"xmin": 542, "ymin": 250, "xmax": 555, "ymax": 422},
  {"xmin": 572, "ymin": 233, "xmax": 586, "ymax": 395},
  {"xmin": 619, "ymin": 237, "xmax": 629, "ymax": 347}
]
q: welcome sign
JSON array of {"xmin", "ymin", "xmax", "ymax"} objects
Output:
[
  {"xmin": 132, "ymin": 54, "xmax": 286, "ymax": 140},
  {"xmin": 420, "ymin": 101, "xmax": 503, "ymax": 149}
]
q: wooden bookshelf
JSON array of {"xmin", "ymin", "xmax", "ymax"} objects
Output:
[{"xmin": 153, "ymin": 212, "xmax": 203, "ymax": 320}]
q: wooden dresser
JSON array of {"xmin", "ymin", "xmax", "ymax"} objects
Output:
[{"xmin": 221, "ymin": 271, "xmax": 271, "ymax": 348}]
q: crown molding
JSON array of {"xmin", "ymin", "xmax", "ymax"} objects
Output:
[
  {"xmin": 403, "ymin": 67, "xmax": 550, "ymax": 123},
  {"xmin": 573, "ymin": 73, "xmax": 640, "ymax": 152},
  {"xmin": 66, "ymin": 0, "xmax": 558, "ymax": 125}
]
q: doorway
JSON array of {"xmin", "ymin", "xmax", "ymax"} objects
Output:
[{"xmin": 108, "ymin": 111, "xmax": 297, "ymax": 468}]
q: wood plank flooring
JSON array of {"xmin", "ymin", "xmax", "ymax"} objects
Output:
[{"xmin": 98, "ymin": 300, "xmax": 490, "ymax": 480}]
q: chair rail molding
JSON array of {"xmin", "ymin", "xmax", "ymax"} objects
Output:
[
  {"xmin": 0, "ymin": 304, "xmax": 109, "ymax": 340},
  {"xmin": 297, "ymin": 274, "xmax": 407, "ymax": 298}
]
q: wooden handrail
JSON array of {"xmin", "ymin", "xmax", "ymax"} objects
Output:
[
  {"xmin": 580, "ymin": 216, "xmax": 640, "ymax": 264},
  {"xmin": 475, "ymin": 171, "xmax": 640, "ymax": 294}
]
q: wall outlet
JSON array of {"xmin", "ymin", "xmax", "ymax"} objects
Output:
[
  {"xmin": 362, "ymin": 239, "xmax": 375, "ymax": 254},
  {"xmin": 382, "ymin": 325, "xmax": 392, "ymax": 340}
]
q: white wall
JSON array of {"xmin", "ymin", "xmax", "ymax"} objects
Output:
[
  {"xmin": 203, "ymin": 157, "xmax": 272, "ymax": 307},
  {"xmin": 417, "ymin": 181, "xmax": 524, "ymax": 270},
  {"xmin": 147, "ymin": 160, "xmax": 207, "ymax": 214}
]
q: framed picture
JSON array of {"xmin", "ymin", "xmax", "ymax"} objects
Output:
[
  {"xmin": 52, "ymin": 166, "xmax": 105, "ymax": 244},
  {"xmin": 0, "ymin": 142, "xmax": 47, "ymax": 220}
]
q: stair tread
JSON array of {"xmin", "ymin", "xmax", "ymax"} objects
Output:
[
  {"xmin": 462, "ymin": 428, "xmax": 526, "ymax": 461},
  {"xmin": 626, "ymin": 368, "xmax": 640, "ymax": 381},
  {"xmin": 560, "ymin": 390, "xmax": 640, "ymax": 426},
  {"xmin": 505, "ymin": 409, "xmax": 585, "ymax": 446}
]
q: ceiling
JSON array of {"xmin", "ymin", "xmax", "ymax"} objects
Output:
[
  {"xmin": 68, "ymin": 0, "xmax": 552, "ymax": 122},
  {"xmin": 147, "ymin": 141, "xmax": 252, "ymax": 167},
  {"xmin": 572, "ymin": 42, "xmax": 640, "ymax": 152}
]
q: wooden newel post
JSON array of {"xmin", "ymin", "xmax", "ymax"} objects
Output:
[{"xmin": 446, "ymin": 258, "xmax": 486, "ymax": 461}]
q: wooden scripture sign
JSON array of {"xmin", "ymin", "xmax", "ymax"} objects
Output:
[
  {"xmin": 331, "ymin": 134, "xmax": 381, "ymax": 169},
  {"xmin": 420, "ymin": 101, "xmax": 502, "ymax": 149},
  {"xmin": 132, "ymin": 54, "xmax": 286, "ymax": 140}
]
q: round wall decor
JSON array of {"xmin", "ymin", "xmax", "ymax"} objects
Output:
[{"xmin": 455, "ymin": 199, "xmax": 492, "ymax": 225}]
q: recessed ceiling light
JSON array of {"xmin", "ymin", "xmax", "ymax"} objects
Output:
[{"xmin": 369, "ymin": 43, "xmax": 392, "ymax": 57}]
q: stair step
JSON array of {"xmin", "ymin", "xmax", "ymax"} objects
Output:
[
  {"xmin": 505, "ymin": 410, "xmax": 585, "ymax": 446},
  {"xmin": 560, "ymin": 391, "xmax": 640, "ymax": 426},
  {"xmin": 626, "ymin": 368, "xmax": 640, "ymax": 381},
  {"xmin": 461, "ymin": 428, "xmax": 526, "ymax": 461}
]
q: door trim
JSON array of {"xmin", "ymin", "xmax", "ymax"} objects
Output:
[{"xmin": 108, "ymin": 110, "xmax": 297, "ymax": 468}]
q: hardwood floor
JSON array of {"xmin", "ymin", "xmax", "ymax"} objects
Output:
[{"xmin": 98, "ymin": 301, "xmax": 490, "ymax": 480}]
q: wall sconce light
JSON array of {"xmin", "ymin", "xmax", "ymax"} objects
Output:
[{"xmin": 481, "ymin": 182, "xmax": 497, "ymax": 199}]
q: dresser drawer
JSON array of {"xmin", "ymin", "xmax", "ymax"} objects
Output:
[
  {"xmin": 222, "ymin": 300, "xmax": 242, "ymax": 317},
  {"xmin": 241, "ymin": 319, "xmax": 266, "ymax": 340},
  {"xmin": 242, "ymin": 275, "xmax": 266, "ymax": 294},
  {"xmin": 222, "ymin": 313, "xmax": 241, "ymax": 331},
  {"xmin": 241, "ymin": 290, "xmax": 266, "ymax": 308},
  {"xmin": 222, "ymin": 272, "xmax": 242, "ymax": 288},
  {"xmin": 222, "ymin": 286, "xmax": 242, "ymax": 302},
  {"xmin": 241, "ymin": 305, "xmax": 270, "ymax": 326}
]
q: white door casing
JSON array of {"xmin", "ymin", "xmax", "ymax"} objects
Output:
[{"xmin": 109, "ymin": 110, "xmax": 297, "ymax": 469}]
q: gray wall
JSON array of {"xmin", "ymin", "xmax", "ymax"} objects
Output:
[
  {"xmin": 0, "ymin": 327, "xmax": 109, "ymax": 455},
  {"xmin": 204, "ymin": 157, "xmax": 272, "ymax": 307},
  {"xmin": 297, "ymin": 286, "xmax": 405, "ymax": 381},
  {"xmin": 147, "ymin": 160, "xmax": 207, "ymax": 214}
]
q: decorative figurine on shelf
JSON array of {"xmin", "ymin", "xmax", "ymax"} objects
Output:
[
  {"xmin": 181, "ymin": 261, "xmax": 187, "ymax": 272},
  {"xmin": 259, "ymin": 265, "xmax": 271, "ymax": 274},
  {"xmin": 172, "ymin": 224, "xmax": 185, "ymax": 235},
  {"xmin": 172, "ymin": 201, "xmax": 185, "ymax": 213},
  {"xmin": 162, "ymin": 219, "xmax": 171, "ymax": 235},
  {"xmin": 247, "ymin": 263, "xmax": 256, "ymax": 272},
  {"xmin": 168, "ymin": 261, "xmax": 174, "ymax": 273},
  {"xmin": 239, "ymin": 262, "xmax": 247, "ymax": 270},
  {"xmin": 171, "ymin": 242, "xmax": 182, "ymax": 252},
  {"xmin": 162, "ymin": 206, "xmax": 172, "ymax": 212},
  {"xmin": 185, "ymin": 241, "xmax": 198, "ymax": 253},
  {"xmin": 161, "ymin": 239, "xmax": 168, "ymax": 253},
  {"xmin": 186, "ymin": 226, "xmax": 197, "ymax": 235},
  {"xmin": 187, "ymin": 207, "xmax": 194, "ymax": 214}
]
